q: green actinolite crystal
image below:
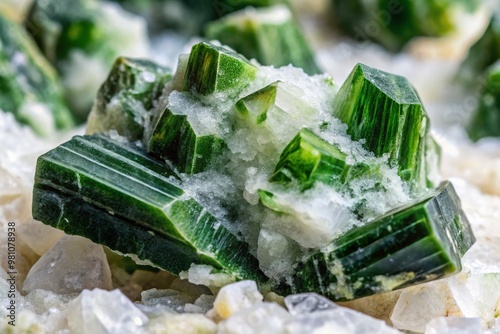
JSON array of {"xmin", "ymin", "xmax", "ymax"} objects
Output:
[
  {"xmin": 206, "ymin": 5, "xmax": 320, "ymax": 75},
  {"xmin": 32, "ymin": 135, "xmax": 266, "ymax": 283},
  {"xmin": 183, "ymin": 42, "xmax": 258, "ymax": 96},
  {"xmin": 292, "ymin": 181, "xmax": 475, "ymax": 301},
  {"xmin": 148, "ymin": 108, "xmax": 225, "ymax": 174},
  {"xmin": 333, "ymin": 63, "xmax": 432, "ymax": 189},
  {"xmin": 87, "ymin": 57, "xmax": 172, "ymax": 141}
]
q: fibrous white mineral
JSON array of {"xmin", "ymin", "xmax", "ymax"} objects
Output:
[
  {"xmin": 213, "ymin": 280, "xmax": 263, "ymax": 319},
  {"xmin": 23, "ymin": 235, "xmax": 113, "ymax": 294},
  {"xmin": 67, "ymin": 288, "xmax": 148, "ymax": 334}
]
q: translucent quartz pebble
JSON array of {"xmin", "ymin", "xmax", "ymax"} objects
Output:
[
  {"xmin": 23, "ymin": 235, "xmax": 112, "ymax": 294},
  {"xmin": 284, "ymin": 293, "xmax": 338, "ymax": 315},
  {"xmin": 425, "ymin": 317, "xmax": 483, "ymax": 334},
  {"xmin": 391, "ymin": 282, "xmax": 462, "ymax": 333},
  {"xmin": 24, "ymin": 289, "xmax": 74, "ymax": 315},
  {"xmin": 192, "ymin": 295, "xmax": 216, "ymax": 314},
  {"xmin": 285, "ymin": 306, "xmax": 401, "ymax": 334},
  {"xmin": 448, "ymin": 272, "xmax": 500, "ymax": 328},
  {"xmin": 218, "ymin": 302, "xmax": 291, "ymax": 334},
  {"xmin": 146, "ymin": 313, "xmax": 217, "ymax": 334},
  {"xmin": 213, "ymin": 280, "xmax": 263, "ymax": 319},
  {"xmin": 67, "ymin": 288, "xmax": 148, "ymax": 334},
  {"xmin": 135, "ymin": 303, "xmax": 176, "ymax": 319},
  {"xmin": 17, "ymin": 219, "xmax": 64, "ymax": 256},
  {"xmin": 141, "ymin": 288, "xmax": 196, "ymax": 313},
  {"xmin": 179, "ymin": 264, "xmax": 236, "ymax": 288}
]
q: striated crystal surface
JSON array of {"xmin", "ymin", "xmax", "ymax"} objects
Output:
[{"xmin": 333, "ymin": 63, "xmax": 432, "ymax": 188}]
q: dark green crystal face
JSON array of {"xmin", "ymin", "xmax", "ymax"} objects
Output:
[
  {"xmin": 269, "ymin": 129, "xmax": 348, "ymax": 189},
  {"xmin": 184, "ymin": 42, "xmax": 257, "ymax": 96},
  {"xmin": 333, "ymin": 63, "xmax": 430, "ymax": 189},
  {"xmin": 89, "ymin": 57, "xmax": 172, "ymax": 141},
  {"xmin": 148, "ymin": 108, "xmax": 225, "ymax": 174}
]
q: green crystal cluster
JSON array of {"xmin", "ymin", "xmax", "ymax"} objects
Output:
[
  {"xmin": 0, "ymin": 13, "xmax": 74, "ymax": 136},
  {"xmin": 33, "ymin": 42, "xmax": 474, "ymax": 301}
]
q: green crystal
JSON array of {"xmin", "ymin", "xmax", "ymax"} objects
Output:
[
  {"xmin": 87, "ymin": 57, "xmax": 172, "ymax": 141},
  {"xmin": 268, "ymin": 129, "xmax": 348, "ymax": 189},
  {"xmin": 332, "ymin": 0, "xmax": 479, "ymax": 51},
  {"xmin": 0, "ymin": 13, "xmax": 74, "ymax": 136},
  {"xmin": 32, "ymin": 135, "xmax": 266, "ymax": 282},
  {"xmin": 458, "ymin": 13, "xmax": 500, "ymax": 86},
  {"xmin": 467, "ymin": 61, "xmax": 500, "ymax": 141},
  {"xmin": 333, "ymin": 63, "xmax": 430, "ymax": 189},
  {"xmin": 291, "ymin": 181, "xmax": 475, "ymax": 301},
  {"xmin": 148, "ymin": 108, "xmax": 225, "ymax": 174},
  {"xmin": 183, "ymin": 42, "xmax": 257, "ymax": 96},
  {"xmin": 206, "ymin": 5, "xmax": 320, "ymax": 75}
]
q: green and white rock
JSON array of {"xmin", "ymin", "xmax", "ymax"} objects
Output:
[
  {"xmin": 332, "ymin": 0, "xmax": 480, "ymax": 51},
  {"xmin": 0, "ymin": 13, "xmax": 74, "ymax": 136},
  {"xmin": 291, "ymin": 181, "xmax": 475, "ymax": 301},
  {"xmin": 333, "ymin": 63, "xmax": 433, "ymax": 189},
  {"xmin": 234, "ymin": 81, "xmax": 317, "ymax": 149},
  {"xmin": 25, "ymin": 0, "xmax": 149, "ymax": 121},
  {"xmin": 87, "ymin": 57, "xmax": 172, "ymax": 142},
  {"xmin": 458, "ymin": 13, "xmax": 500, "ymax": 86},
  {"xmin": 467, "ymin": 61, "xmax": 500, "ymax": 141},
  {"xmin": 265, "ymin": 128, "xmax": 349, "ymax": 189},
  {"xmin": 32, "ymin": 135, "xmax": 266, "ymax": 283},
  {"xmin": 206, "ymin": 5, "xmax": 320, "ymax": 75}
]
